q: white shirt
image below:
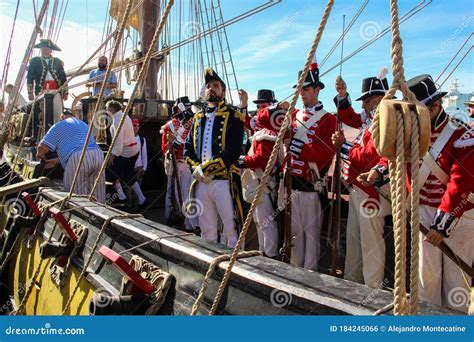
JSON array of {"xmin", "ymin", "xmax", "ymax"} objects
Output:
[
  {"xmin": 42, "ymin": 57, "xmax": 54, "ymax": 81},
  {"xmin": 110, "ymin": 111, "xmax": 139, "ymax": 158},
  {"xmin": 201, "ymin": 109, "xmax": 216, "ymax": 163},
  {"xmin": 134, "ymin": 135, "xmax": 148, "ymax": 170}
]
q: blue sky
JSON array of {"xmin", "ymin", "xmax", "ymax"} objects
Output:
[{"xmin": 1, "ymin": 0, "xmax": 472, "ymax": 112}]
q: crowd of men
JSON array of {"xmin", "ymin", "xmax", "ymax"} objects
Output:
[
  {"xmin": 162, "ymin": 62, "xmax": 473, "ymax": 313},
  {"xmin": 12, "ymin": 38, "xmax": 474, "ymax": 313}
]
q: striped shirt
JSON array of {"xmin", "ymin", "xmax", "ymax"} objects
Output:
[
  {"xmin": 88, "ymin": 69, "xmax": 118, "ymax": 97},
  {"xmin": 41, "ymin": 117, "xmax": 100, "ymax": 168}
]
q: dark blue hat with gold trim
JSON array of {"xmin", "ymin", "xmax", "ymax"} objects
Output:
[
  {"xmin": 34, "ymin": 38, "xmax": 61, "ymax": 51},
  {"xmin": 204, "ymin": 67, "xmax": 225, "ymax": 88}
]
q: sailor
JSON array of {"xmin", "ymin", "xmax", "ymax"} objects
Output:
[
  {"xmin": 331, "ymin": 69, "xmax": 391, "ymax": 288},
  {"xmin": 184, "ymin": 68, "xmax": 245, "ymax": 248},
  {"xmin": 36, "ymin": 109, "xmax": 105, "ymax": 203},
  {"xmin": 236, "ymin": 100, "xmax": 287, "ymax": 258},
  {"xmin": 362, "ymin": 75, "xmax": 474, "ymax": 312},
  {"xmin": 105, "ymin": 100, "xmax": 146, "ymax": 210},
  {"xmin": 241, "ymin": 89, "xmax": 278, "ymax": 133},
  {"xmin": 86, "ymin": 56, "xmax": 118, "ymax": 97},
  {"xmin": 287, "ymin": 58, "xmax": 338, "ymax": 270},
  {"xmin": 161, "ymin": 96, "xmax": 196, "ymax": 231},
  {"xmin": 132, "ymin": 119, "xmax": 148, "ymax": 185},
  {"xmin": 26, "ymin": 39, "xmax": 68, "ymax": 138},
  {"xmin": 4, "ymin": 83, "xmax": 28, "ymax": 109}
]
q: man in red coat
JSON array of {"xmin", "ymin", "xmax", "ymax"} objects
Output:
[
  {"xmin": 236, "ymin": 100, "xmax": 287, "ymax": 258},
  {"xmin": 361, "ymin": 75, "xmax": 474, "ymax": 312},
  {"xmin": 161, "ymin": 96, "xmax": 195, "ymax": 230},
  {"xmin": 286, "ymin": 58, "xmax": 337, "ymax": 270},
  {"xmin": 331, "ymin": 69, "xmax": 391, "ymax": 288}
]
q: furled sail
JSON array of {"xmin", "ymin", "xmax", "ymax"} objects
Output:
[{"xmin": 109, "ymin": 0, "xmax": 143, "ymax": 32}]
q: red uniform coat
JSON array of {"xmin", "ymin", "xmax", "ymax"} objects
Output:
[
  {"xmin": 336, "ymin": 98, "xmax": 384, "ymax": 203},
  {"xmin": 376, "ymin": 110, "xmax": 474, "ymax": 236},
  {"xmin": 290, "ymin": 104, "xmax": 337, "ymax": 180},
  {"xmin": 160, "ymin": 118, "xmax": 190, "ymax": 159}
]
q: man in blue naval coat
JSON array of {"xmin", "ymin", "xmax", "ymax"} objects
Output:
[{"xmin": 184, "ymin": 68, "xmax": 245, "ymax": 247}]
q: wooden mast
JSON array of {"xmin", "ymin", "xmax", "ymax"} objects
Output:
[{"xmin": 140, "ymin": 0, "xmax": 160, "ymax": 99}]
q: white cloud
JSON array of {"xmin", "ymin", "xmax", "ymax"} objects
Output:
[{"xmin": 0, "ymin": 13, "xmax": 107, "ymax": 106}]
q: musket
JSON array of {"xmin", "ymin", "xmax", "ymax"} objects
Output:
[
  {"xmin": 280, "ymin": 139, "xmax": 293, "ymax": 262},
  {"xmin": 329, "ymin": 14, "xmax": 345, "ymax": 276},
  {"xmin": 374, "ymin": 187, "xmax": 474, "ymax": 278},
  {"xmin": 167, "ymin": 134, "xmax": 185, "ymax": 228}
]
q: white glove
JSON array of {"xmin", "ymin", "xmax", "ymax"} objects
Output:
[{"xmin": 192, "ymin": 165, "xmax": 213, "ymax": 184}]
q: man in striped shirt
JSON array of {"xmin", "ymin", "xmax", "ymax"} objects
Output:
[{"xmin": 36, "ymin": 109, "xmax": 105, "ymax": 203}]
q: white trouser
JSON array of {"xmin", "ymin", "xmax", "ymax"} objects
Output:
[
  {"xmin": 290, "ymin": 190, "xmax": 323, "ymax": 271},
  {"xmin": 419, "ymin": 205, "xmax": 473, "ymax": 312},
  {"xmin": 165, "ymin": 161, "xmax": 198, "ymax": 229},
  {"xmin": 63, "ymin": 149, "xmax": 105, "ymax": 204},
  {"xmin": 344, "ymin": 186, "xmax": 387, "ymax": 288},
  {"xmin": 253, "ymin": 192, "xmax": 279, "ymax": 257},
  {"xmin": 195, "ymin": 180, "xmax": 237, "ymax": 248}
]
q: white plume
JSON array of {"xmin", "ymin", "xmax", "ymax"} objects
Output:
[{"xmin": 377, "ymin": 67, "xmax": 389, "ymax": 80}]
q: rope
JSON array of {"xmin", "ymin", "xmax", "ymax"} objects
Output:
[
  {"xmin": 64, "ymin": 0, "xmax": 134, "ymax": 203},
  {"xmin": 409, "ymin": 109, "xmax": 420, "ymax": 315},
  {"xmin": 62, "ymin": 213, "xmax": 142, "ymax": 314},
  {"xmin": 370, "ymin": 0, "xmax": 421, "ymax": 316},
  {"xmin": 11, "ymin": 197, "xmax": 69, "ymax": 315},
  {"xmin": 207, "ymin": 0, "xmax": 334, "ymax": 316},
  {"xmin": 389, "ymin": 111, "xmax": 408, "ymax": 315},
  {"xmin": 190, "ymin": 250, "xmax": 261, "ymax": 315},
  {"xmin": 118, "ymin": 232, "xmax": 193, "ymax": 256},
  {"xmin": 88, "ymin": 0, "xmax": 175, "ymax": 199}
]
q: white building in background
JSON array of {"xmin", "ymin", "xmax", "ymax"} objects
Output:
[{"xmin": 442, "ymin": 79, "xmax": 473, "ymax": 122}]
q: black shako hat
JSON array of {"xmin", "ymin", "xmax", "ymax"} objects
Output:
[
  {"xmin": 407, "ymin": 74, "xmax": 447, "ymax": 106},
  {"xmin": 293, "ymin": 56, "xmax": 325, "ymax": 89},
  {"xmin": 355, "ymin": 67, "xmax": 390, "ymax": 101},
  {"xmin": 253, "ymin": 89, "xmax": 278, "ymax": 104}
]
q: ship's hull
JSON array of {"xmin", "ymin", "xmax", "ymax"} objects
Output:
[{"xmin": 2, "ymin": 187, "xmax": 460, "ymax": 316}]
